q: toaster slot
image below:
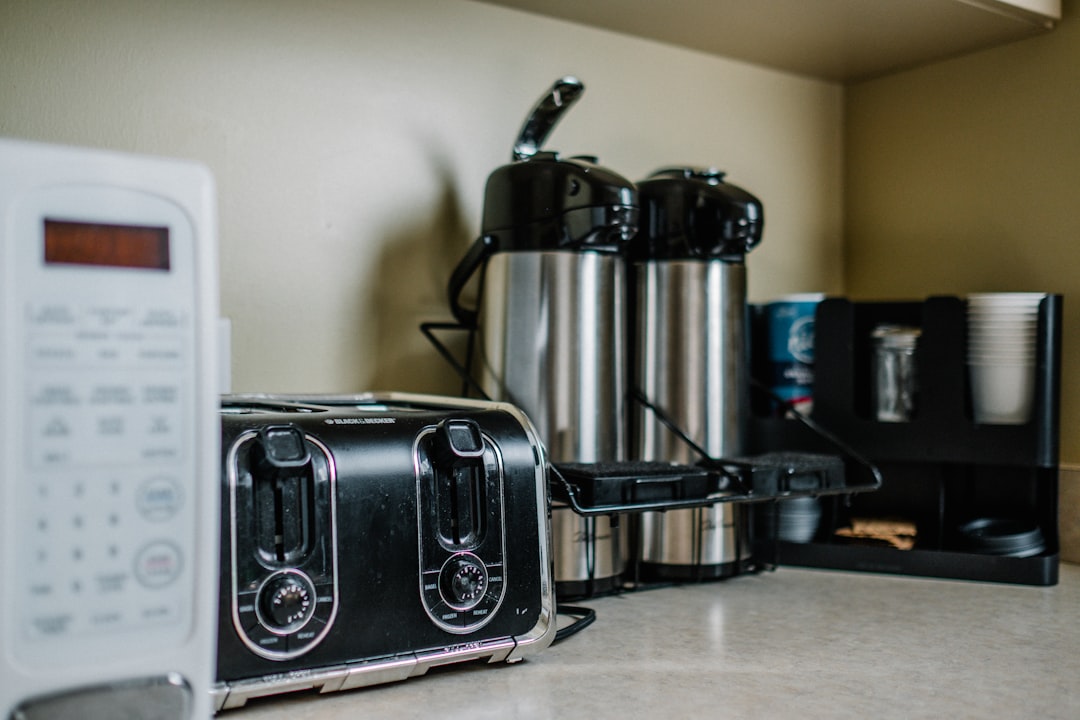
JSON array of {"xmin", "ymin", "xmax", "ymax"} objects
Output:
[
  {"xmin": 251, "ymin": 426, "xmax": 315, "ymax": 564},
  {"xmin": 439, "ymin": 464, "xmax": 485, "ymax": 547},
  {"xmin": 431, "ymin": 419, "xmax": 488, "ymax": 548}
]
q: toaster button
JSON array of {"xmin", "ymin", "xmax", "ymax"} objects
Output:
[
  {"xmin": 485, "ymin": 564, "xmax": 504, "ymax": 592},
  {"xmin": 235, "ymin": 590, "xmax": 260, "ymax": 632},
  {"xmin": 289, "ymin": 613, "xmax": 327, "ymax": 651},
  {"xmin": 422, "ymin": 570, "xmax": 443, "ymax": 608},
  {"xmin": 243, "ymin": 622, "xmax": 288, "ymax": 654},
  {"xmin": 477, "ymin": 564, "xmax": 503, "ymax": 604},
  {"xmin": 463, "ymin": 605, "xmax": 493, "ymax": 627},
  {"xmin": 312, "ymin": 583, "xmax": 336, "ymax": 624},
  {"xmin": 428, "ymin": 600, "xmax": 466, "ymax": 629}
]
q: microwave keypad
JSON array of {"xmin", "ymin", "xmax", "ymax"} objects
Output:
[{"xmin": 18, "ymin": 303, "xmax": 192, "ymax": 640}]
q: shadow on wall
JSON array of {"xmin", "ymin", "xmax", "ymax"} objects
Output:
[{"xmin": 363, "ymin": 155, "xmax": 477, "ymax": 397}]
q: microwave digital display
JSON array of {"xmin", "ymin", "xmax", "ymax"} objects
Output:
[{"xmin": 44, "ymin": 219, "xmax": 170, "ymax": 271}]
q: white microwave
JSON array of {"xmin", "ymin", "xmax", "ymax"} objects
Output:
[{"xmin": 0, "ymin": 137, "xmax": 219, "ymax": 720}]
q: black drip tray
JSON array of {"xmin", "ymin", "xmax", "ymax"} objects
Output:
[
  {"xmin": 727, "ymin": 451, "xmax": 847, "ymax": 496},
  {"xmin": 550, "ymin": 452, "xmax": 869, "ymax": 516},
  {"xmin": 552, "ymin": 461, "xmax": 717, "ymax": 509}
]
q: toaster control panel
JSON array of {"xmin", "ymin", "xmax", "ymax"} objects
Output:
[
  {"xmin": 416, "ymin": 419, "xmax": 507, "ymax": 633},
  {"xmin": 226, "ymin": 426, "xmax": 338, "ymax": 660}
]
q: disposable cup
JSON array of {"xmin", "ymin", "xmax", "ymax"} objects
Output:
[
  {"xmin": 967, "ymin": 314, "xmax": 1039, "ymax": 324},
  {"xmin": 969, "ymin": 298, "xmax": 1040, "ymax": 303},
  {"xmin": 967, "ymin": 355, "xmax": 1036, "ymax": 365},
  {"xmin": 967, "ymin": 316, "xmax": 1039, "ymax": 326},
  {"xmin": 968, "ymin": 361, "xmax": 1036, "ymax": 424},
  {"xmin": 969, "ymin": 338, "xmax": 1037, "ymax": 348},
  {"xmin": 967, "ymin": 340, "xmax": 1037, "ymax": 352},
  {"xmin": 969, "ymin": 332, "xmax": 1037, "ymax": 342},
  {"xmin": 968, "ymin": 313, "xmax": 1041, "ymax": 326},
  {"xmin": 967, "ymin": 302, "xmax": 1041, "ymax": 310},
  {"xmin": 966, "ymin": 357, "xmax": 1037, "ymax": 369},
  {"xmin": 963, "ymin": 341, "xmax": 1036, "ymax": 349},
  {"xmin": 968, "ymin": 337, "xmax": 1037, "ymax": 346},
  {"xmin": 968, "ymin": 303, "xmax": 1039, "ymax": 309},
  {"xmin": 966, "ymin": 314, "xmax": 1038, "ymax": 324},
  {"xmin": 967, "ymin": 330, "xmax": 1037, "ymax": 339},
  {"xmin": 967, "ymin": 333, "xmax": 1037, "ymax": 344},
  {"xmin": 969, "ymin": 337, "xmax": 1037, "ymax": 348},
  {"xmin": 967, "ymin": 328, "xmax": 1037, "ymax": 339},
  {"xmin": 967, "ymin": 292, "xmax": 1046, "ymax": 306},
  {"xmin": 967, "ymin": 356, "xmax": 1035, "ymax": 365}
]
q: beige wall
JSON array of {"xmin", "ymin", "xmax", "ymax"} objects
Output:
[
  {"xmin": 845, "ymin": 1, "xmax": 1080, "ymax": 462},
  {"xmin": 12, "ymin": 0, "xmax": 1065, "ymax": 457},
  {"xmin": 0, "ymin": 0, "xmax": 843, "ymax": 396}
]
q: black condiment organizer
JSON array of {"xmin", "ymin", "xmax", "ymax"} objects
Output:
[{"xmin": 748, "ymin": 295, "xmax": 1062, "ymax": 586}]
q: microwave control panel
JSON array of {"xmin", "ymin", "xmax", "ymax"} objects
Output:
[{"xmin": 0, "ymin": 137, "xmax": 219, "ymax": 720}]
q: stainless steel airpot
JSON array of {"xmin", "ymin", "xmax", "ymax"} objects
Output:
[
  {"xmin": 448, "ymin": 77, "xmax": 639, "ymax": 597},
  {"xmin": 629, "ymin": 167, "xmax": 764, "ymax": 580}
]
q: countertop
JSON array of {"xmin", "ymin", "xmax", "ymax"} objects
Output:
[{"xmin": 226, "ymin": 564, "xmax": 1080, "ymax": 719}]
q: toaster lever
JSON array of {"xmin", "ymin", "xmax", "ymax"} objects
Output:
[
  {"xmin": 252, "ymin": 425, "xmax": 316, "ymax": 564},
  {"xmin": 428, "ymin": 419, "xmax": 488, "ymax": 548}
]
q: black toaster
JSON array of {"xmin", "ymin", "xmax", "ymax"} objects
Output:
[{"xmin": 212, "ymin": 393, "xmax": 555, "ymax": 711}]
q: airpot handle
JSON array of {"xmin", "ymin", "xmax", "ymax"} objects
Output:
[
  {"xmin": 511, "ymin": 76, "xmax": 585, "ymax": 161},
  {"xmin": 447, "ymin": 234, "xmax": 498, "ymax": 328}
]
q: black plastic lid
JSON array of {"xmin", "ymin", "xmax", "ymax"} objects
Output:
[
  {"xmin": 480, "ymin": 152, "xmax": 638, "ymax": 253},
  {"xmin": 958, "ymin": 518, "xmax": 1047, "ymax": 557},
  {"xmin": 629, "ymin": 167, "xmax": 763, "ymax": 262}
]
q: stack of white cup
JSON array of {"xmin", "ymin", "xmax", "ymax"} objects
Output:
[{"xmin": 966, "ymin": 292, "xmax": 1046, "ymax": 424}]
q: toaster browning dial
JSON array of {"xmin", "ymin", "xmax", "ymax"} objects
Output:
[
  {"xmin": 257, "ymin": 570, "xmax": 316, "ymax": 633},
  {"xmin": 440, "ymin": 553, "xmax": 488, "ymax": 610}
]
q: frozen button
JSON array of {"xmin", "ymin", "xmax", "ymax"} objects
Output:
[{"xmin": 427, "ymin": 600, "xmax": 466, "ymax": 629}]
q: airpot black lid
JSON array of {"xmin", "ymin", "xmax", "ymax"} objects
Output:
[
  {"xmin": 480, "ymin": 151, "xmax": 638, "ymax": 253},
  {"xmin": 629, "ymin": 167, "xmax": 763, "ymax": 261}
]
